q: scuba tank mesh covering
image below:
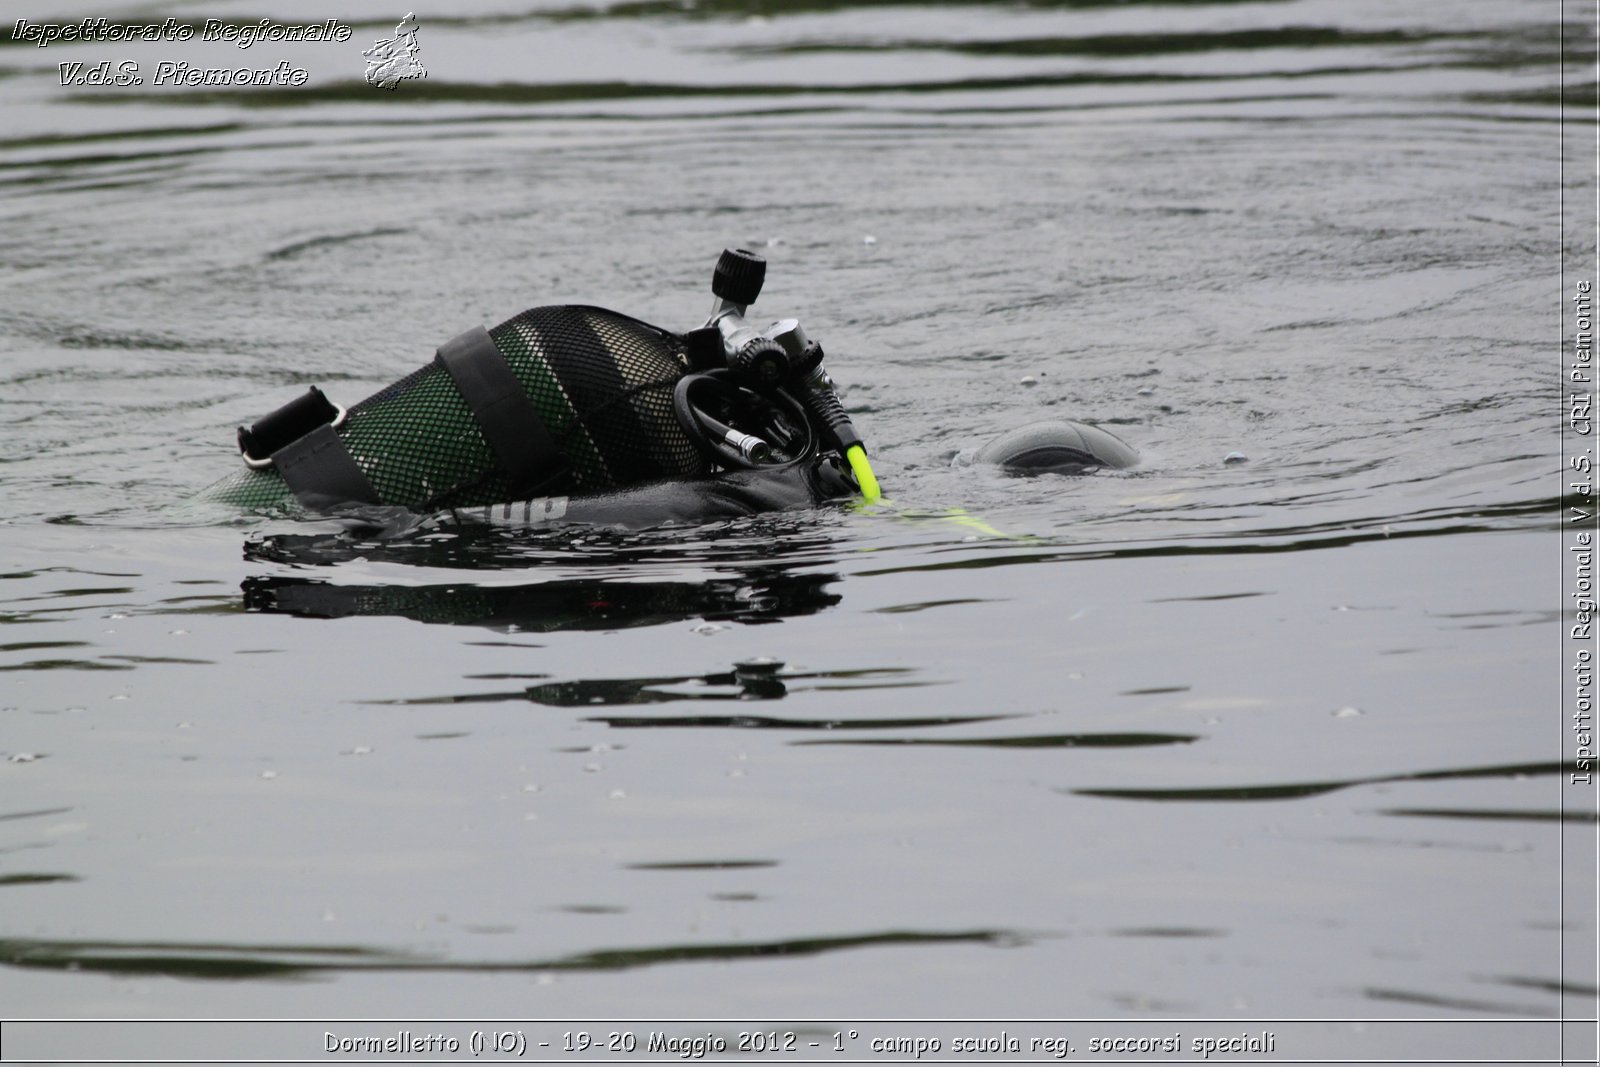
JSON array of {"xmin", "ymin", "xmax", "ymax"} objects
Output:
[{"xmin": 204, "ymin": 306, "xmax": 712, "ymax": 512}]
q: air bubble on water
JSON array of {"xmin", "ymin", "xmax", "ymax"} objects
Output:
[
  {"xmin": 1331, "ymin": 705, "xmax": 1365, "ymax": 719},
  {"xmin": 1224, "ymin": 452, "xmax": 1248, "ymax": 465},
  {"xmin": 583, "ymin": 762, "xmax": 604, "ymax": 773},
  {"xmin": 692, "ymin": 622, "xmax": 728, "ymax": 636},
  {"xmin": 259, "ymin": 769, "xmax": 278, "ymax": 780}
]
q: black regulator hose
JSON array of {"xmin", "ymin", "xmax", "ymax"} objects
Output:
[
  {"xmin": 672, "ymin": 369, "xmax": 814, "ymax": 471},
  {"xmin": 797, "ymin": 377, "xmax": 864, "ymax": 457},
  {"xmin": 789, "ymin": 341, "xmax": 879, "ymax": 500}
]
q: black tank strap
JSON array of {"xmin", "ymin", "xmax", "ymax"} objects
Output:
[
  {"xmin": 436, "ymin": 325, "xmax": 568, "ymax": 494},
  {"xmin": 272, "ymin": 423, "xmax": 382, "ymax": 510}
]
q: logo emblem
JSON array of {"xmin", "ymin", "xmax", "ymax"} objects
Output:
[{"xmin": 363, "ymin": 12, "xmax": 425, "ymax": 90}]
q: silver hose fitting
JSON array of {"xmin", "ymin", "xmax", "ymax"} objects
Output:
[{"xmin": 722, "ymin": 428, "xmax": 772, "ymax": 464}]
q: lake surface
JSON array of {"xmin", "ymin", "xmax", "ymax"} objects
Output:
[{"xmin": 0, "ymin": 0, "xmax": 1594, "ymax": 1060}]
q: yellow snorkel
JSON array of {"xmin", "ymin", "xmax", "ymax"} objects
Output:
[{"xmin": 845, "ymin": 443, "xmax": 881, "ymax": 503}]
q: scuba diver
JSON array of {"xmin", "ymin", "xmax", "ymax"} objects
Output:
[{"xmin": 198, "ymin": 249, "xmax": 1136, "ymax": 530}]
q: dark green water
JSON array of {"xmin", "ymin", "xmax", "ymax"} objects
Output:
[{"xmin": 0, "ymin": 0, "xmax": 1594, "ymax": 1058}]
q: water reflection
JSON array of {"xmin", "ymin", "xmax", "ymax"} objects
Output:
[
  {"xmin": 243, "ymin": 516, "xmax": 841, "ymax": 572},
  {"xmin": 242, "ymin": 570, "xmax": 840, "ymax": 631},
  {"xmin": 378, "ymin": 663, "xmax": 954, "ymax": 717},
  {"xmin": 799, "ymin": 731, "xmax": 1201, "ymax": 749},
  {"xmin": 529, "ymin": 663, "xmax": 936, "ymax": 708}
]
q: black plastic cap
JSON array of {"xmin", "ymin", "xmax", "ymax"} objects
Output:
[
  {"xmin": 712, "ymin": 248, "xmax": 766, "ymax": 306},
  {"xmin": 681, "ymin": 326, "xmax": 725, "ymax": 371},
  {"xmin": 238, "ymin": 385, "xmax": 339, "ymax": 462}
]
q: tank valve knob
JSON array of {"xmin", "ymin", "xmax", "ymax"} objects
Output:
[
  {"xmin": 731, "ymin": 336, "xmax": 791, "ymax": 385},
  {"xmin": 712, "ymin": 248, "xmax": 766, "ymax": 308}
]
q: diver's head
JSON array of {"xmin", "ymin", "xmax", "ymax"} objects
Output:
[{"xmin": 973, "ymin": 419, "xmax": 1137, "ymax": 475}]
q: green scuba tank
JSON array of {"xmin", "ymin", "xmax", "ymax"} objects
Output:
[{"xmin": 201, "ymin": 304, "xmax": 712, "ymax": 514}]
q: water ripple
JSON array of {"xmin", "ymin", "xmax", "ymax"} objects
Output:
[
  {"xmin": 0, "ymin": 928, "xmax": 1020, "ymax": 980},
  {"xmin": 1071, "ymin": 760, "xmax": 1571, "ymax": 803}
]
